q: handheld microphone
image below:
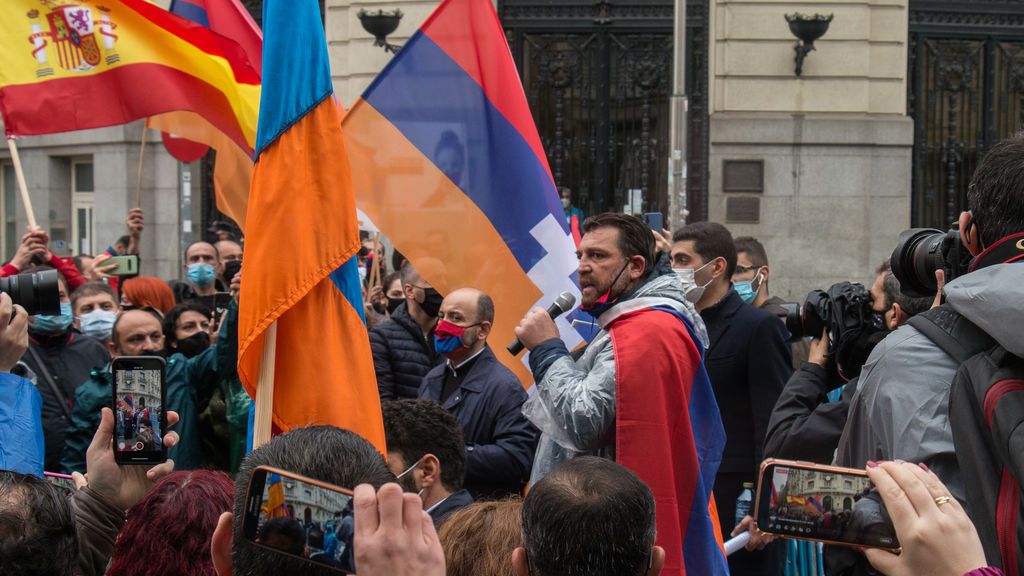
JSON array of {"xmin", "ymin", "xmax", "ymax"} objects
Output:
[{"xmin": 507, "ymin": 291, "xmax": 577, "ymax": 356}]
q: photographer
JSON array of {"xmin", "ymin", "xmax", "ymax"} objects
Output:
[
  {"xmin": 837, "ymin": 132, "xmax": 1024, "ymax": 507},
  {"xmin": 764, "ymin": 266, "xmax": 931, "ymax": 464}
]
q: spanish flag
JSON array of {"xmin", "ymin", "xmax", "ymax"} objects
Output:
[
  {"xmin": 0, "ymin": 0, "xmax": 259, "ymax": 162},
  {"xmin": 236, "ymin": 0, "xmax": 384, "ymax": 452}
]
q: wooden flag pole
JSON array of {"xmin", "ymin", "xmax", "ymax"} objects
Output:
[
  {"xmin": 252, "ymin": 321, "xmax": 279, "ymax": 448},
  {"xmin": 135, "ymin": 118, "xmax": 150, "ymax": 208},
  {"xmin": 370, "ymin": 232, "xmax": 382, "ymax": 291},
  {"xmin": 6, "ymin": 138, "xmax": 38, "ymax": 230}
]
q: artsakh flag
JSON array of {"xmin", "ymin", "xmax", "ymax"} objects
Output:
[
  {"xmin": 236, "ymin": 0, "xmax": 384, "ymax": 452},
  {"xmin": 343, "ymin": 0, "xmax": 584, "ymax": 385},
  {"xmin": 0, "ymin": 0, "xmax": 259, "ymax": 170}
]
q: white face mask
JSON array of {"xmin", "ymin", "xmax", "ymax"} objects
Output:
[{"xmin": 675, "ymin": 260, "xmax": 715, "ymax": 304}]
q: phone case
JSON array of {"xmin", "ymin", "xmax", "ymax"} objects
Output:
[
  {"xmin": 753, "ymin": 458, "xmax": 901, "ymax": 553},
  {"xmin": 111, "ymin": 356, "xmax": 167, "ymax": 465}
]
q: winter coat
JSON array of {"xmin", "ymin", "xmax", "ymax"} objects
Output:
[{"xmin": 369, "ymin": 302, "xmax": 440, "ymax": 400}]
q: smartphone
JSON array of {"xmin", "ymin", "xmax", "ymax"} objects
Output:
[
  {"xmin": 242, "ymin": 466, "xmax": 356, "ymax": 573},
  {"xmin": 222, "ymin": 259, "xmax": 242, "ymax": 284},
  {"xmin": 642, "ymin": 212, "xmax": 664, "ymax": 231},
  {"xmin": 111, "ymin": 356, "xmax": 167, "ymax": 465},
  {"xmin": 105, "ymin": 254, "xmax": 140, "ymax": 277},
  {"xmin": 755, "ymin": 459, "xmax": 900, "ymax": 552},
  {"xmin": 44, "ymin": 472, "xmax": 76, "ymax": 495}
]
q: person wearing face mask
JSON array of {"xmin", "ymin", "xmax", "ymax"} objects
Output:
[
  {"xmin": 515, "ymin": 213, "xmax": 728, "ymax": 575},
  {"xmin": 418, "ymin": 288, "xmax": 538, "ymax": 499},
  {"xmin": 671, "ymin": 222, "xmax": 792, "ymax": 576},
  {"xmin": 163, "ymin": 303, "xmax": 214, "ymax": 359},
  {"xmin": 733, "ymin": 237, "xmax": 810, "ymax": 370},
  {"xmin": 60, "ymin": 296, "xmax": 241, "ymax": 474},
  {"xmin": 369, "ymin": 261, "xmax": 445, "ymax": 401},
  {"xmin": 169, "ymin": 241, "xmax": 224, "ymax": 307},
  {"xmin": 19, "ymin": 269, "xmax": 110, "ymax": 473},
  {"xmin": 382, "ymin": 399, "xmax": 474, "ymax": 526},
  {"xmin": 70, "ymin": 281, "xmax": 121, "ymax": 344}
]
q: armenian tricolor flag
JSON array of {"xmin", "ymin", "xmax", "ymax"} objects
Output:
[
  {"xmin": 343, "ymin": 0, "xmax": 584, "ymax": 385},
  {"xmin": 262, "ymin": 473, "xmax": 286, "ymax": 518},
  {"xmin": 0, "ymin": 0, "xmax": 259, "ymax": 171},
  {"xmin": 236, "ymin": 0, "xmax": 384, "ymax": 452}
]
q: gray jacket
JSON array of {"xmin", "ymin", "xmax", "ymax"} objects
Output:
[
  {"xmin": 836, "ymin": 263, "xmax": 1024, "ymax": 503},
  {"xmin": 523, "ymin": 272, "xmax": 707, "ymax": 484}
]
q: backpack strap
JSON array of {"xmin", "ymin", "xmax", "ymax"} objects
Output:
[
  {"xmin": 26, "ymin": 346, "xmax": 73, "ymax": 420},
  {"xmin": 908, "ymin": 315, "xmax": 974, "ymax": 363}
]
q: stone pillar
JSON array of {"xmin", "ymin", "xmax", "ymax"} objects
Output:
[{"xmin": 707, "ymin": 0, "xmax": 912, "ymax": 300}]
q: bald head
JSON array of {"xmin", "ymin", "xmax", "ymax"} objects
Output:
[
  {"xmin": 445, "ymin": 288, "xmax": 493, "ymax": 324},
  {"xmin": 111, "ymin": 309, "xmax": 165, "ymax": 357}
]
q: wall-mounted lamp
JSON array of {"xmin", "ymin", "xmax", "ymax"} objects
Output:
[
  {"xmin": 784, "ymin": 13, "xmax": 833, "ymax": 76},
  {"xmin": 358, "ymin": 9, "xmax": 403, "ymax": 54}
]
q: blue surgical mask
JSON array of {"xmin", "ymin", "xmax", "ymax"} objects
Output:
[
  {"xmin": 187, "ymin": 263, "xmax": 217, "ymax": 287},
  {"xmin": 78, "ymin": 309, "xmax": 118, "ymax": 340},
  {"xmin": 733, "ymin": 271, "xmax": 764, "ymax": 305},
  {"xmin": 34, "ymin": 302, "xmax": 73, "ymax": 334}
]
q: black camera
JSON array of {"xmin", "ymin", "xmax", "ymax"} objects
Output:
[
  {"xmin": 779, "ymin": 282, "xmax": 882, "ymax": 380},
  {"xmin": 889, "ymin": 224, "xmax": 972, "ymax": 299},
  {"xmin": 222, "ymin": 259, "xmax": 242, "ymax": 284},
  {"xmin": 0, "ymin": 269, "xmax": 61, "ymax": 316}
]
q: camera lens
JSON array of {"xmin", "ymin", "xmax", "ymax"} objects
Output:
[
  {"xmin": 779, "ymin": 303, "xmax": 803, "ymax": 339},
  {"xmin": 890, "ymin": 228, "xmax": 946, "ymax": 298},
  {"xmin": 0, "ymin": 269, "xmax": 61, "ymax": 316}
]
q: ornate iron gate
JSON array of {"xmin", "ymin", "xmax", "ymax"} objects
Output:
[
  {"xmin": 500, "ymin": 0, "xmax": 709, "ymax": 219},
  {"xmin": 909, "ymin": 1, "xmax": 1024, "ymax": 229}
]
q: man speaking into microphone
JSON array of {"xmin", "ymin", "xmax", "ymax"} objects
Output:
[{"xmin": 514, "ymin": 213, "xmax": 730, "ymax": 576}]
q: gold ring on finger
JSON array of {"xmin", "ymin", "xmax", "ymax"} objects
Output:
[{"xmin": 934, "ymin": 496, "xmax": 952, "ymax": 506}]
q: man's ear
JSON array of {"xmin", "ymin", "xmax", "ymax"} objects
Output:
[
  {"xmin": 511, "ymin": 547, "xmax": 531, "ymax": 576},
  {"xmin": 713, "ymin": 256, "xmax": 729, "ymax": 282},
  {"xmin": 759, "ymin": 266, "xmax": 770, "ymax": 289},
  {"xmin": 889, "ymin": 304, "xmax": 905, "ymax": 331},
  {"xmin": 420, "ymin": 453, "xmax": 441, "ymax": 488},
  {"xmin": 959, "ymin": 211, "xmax": 983, "ymax": 256},
  {"xmin": 646, "ymin": 545, "xmax": 666, "ymax": 576},
  {"xmin": 211, "ymin": 512, "xmax": 234, "ymax": 576},
  {"xmin": 628, "ymin": 255, "xmax": 647, "ymax": 281},
  {"xmin": 478, "ymin": 321, "xmax": 492, "ymax": 341},
  {"xmin": 402, "ymin": 283, "xmax": 416, "ymax": 300},
  {"xmin": 107, "ymin": 339, "xmax": 118, "ymax": 357}
]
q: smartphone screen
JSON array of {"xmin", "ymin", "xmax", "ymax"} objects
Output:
[
  {"xmin": 755, "ymin": 460, "xmax": 899, "ymax": 551},
  {"xmin": 643, "ymin": 212, "xmax": 664, "ymax": 231},
  {"xmin": 243, "ymin": 466, "xmax": 355, "ymax": 574},
  {"xmin": 111, "ymin": 356, "xmax": 167, "ymax": 465}
]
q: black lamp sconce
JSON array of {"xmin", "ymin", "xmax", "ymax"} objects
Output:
[
  {"xmin": 784, "ymin": 13, "xmax": 833, "ymax": 76},
  {"xmin": 358, "ymin": 9, "xmax": 403, "ymax": 54}
]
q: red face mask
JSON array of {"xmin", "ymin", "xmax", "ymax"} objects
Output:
[{"xmin": 435, "ymin": 319, "xmax": 468, "ymax": 339}]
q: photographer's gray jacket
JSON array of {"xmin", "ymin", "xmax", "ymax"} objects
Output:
[{"xmin": 836, "ymin": 263, "xmax": 1024, "ymax": 503}]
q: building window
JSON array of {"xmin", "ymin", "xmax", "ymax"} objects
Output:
[
  {"xmin": 0, "ymin": 164, "xmax": 18, "ymax": 262},
  {"xmin": 71, "ymin": 160, "xmax": 95, "ymax": 256}
]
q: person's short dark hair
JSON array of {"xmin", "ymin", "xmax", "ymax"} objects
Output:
[
  {"xmin": 581, "ymin": 213, "xmax": 657, "ymax": 276},
  {"xmin": 381, "ymin": 400, "xmax": 466, "ymax": 492},
  {"xmin": 70, "ymin": 281, "xmax": 117, "ymax": 313},
  {"xmin": 72, "ymin": 255, "xmax": 93, "ymax": 275},
  {"xmin": 232, "ymin": 426, "xmax": 394, "ymax": 576},
  {"xmin": 967, "ymin": 131, "xmax": 1024, "ymax": 248},
  {"xmin": 521, "ymin": 457, "xmax": 656, "ymax": 576},
  {"xmin": 399, "ymin": 261, "xmax": 418, "ymax": 285},
  {"xmin": 256, "ymin": 517, "xmax": 305, "ymax": 556},
  {"xmin": 115, "ymin": 235, "xmax": 131, "ymax": 250},
  {"xmin": 0, "ymin": 471, "xmax": 78, "ymax": 576},
  {"xmin": 882, "ymin": 272, "xmax": 931, "ymax": 317},
  {"xmin": 477, "ymin": 292, "xmax": 495, "ymax": 324},
  {"xmin": 161, "ymin": 302, "xmax": 212, "ymax": 345},
  {"xmin": 184, "ymin": 240, "xmax": 218, "ymax": 261},
  {"xmin": 876, "ymin": 259, "xmax": 892, "ymax": 276},
  {"xmin": 672, "ymin": 221, "xmax": 738, "ymax": 278},
  {"xmin": 734, "ymin": 236, "xmax": 768, "ymax": 268}
]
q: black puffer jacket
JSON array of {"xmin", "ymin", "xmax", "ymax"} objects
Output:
[{"xmin": 369, "ymin": 303, "xmax": 440, "ymax": 400}]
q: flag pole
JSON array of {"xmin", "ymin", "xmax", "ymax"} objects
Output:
[
  {"xmin": 135, "ymin": 118, "xmax": 150, "ymax": 208},
  {"xmin": 6, "ymin": 138, "xmax": 38, "ymax": 230},
  {"xmin": 252, "ymin": 321, "xmax": 278, "ymax": 448},
  {"xmin": 370, "ymin": 232, "xmax": 382, "ymax": 290}
]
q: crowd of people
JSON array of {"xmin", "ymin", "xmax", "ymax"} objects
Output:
[{"xmin": 1, "ymin": 131, "xmax": 1024, "ymax": 576}]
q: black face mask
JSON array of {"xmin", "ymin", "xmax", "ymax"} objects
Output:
[
  {"xmin": 418, "ymin": 288, "xmax": 444, "ymax": 318},
  {"xmin": 386, "ymin": 297, "xmax": 404, "ymax": 315},
  {"xmin": 174, "ymin": 332, "xmax": 211, "ymax": 358}
]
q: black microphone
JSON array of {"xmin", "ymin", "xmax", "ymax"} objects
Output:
[{"xmin": 507, "ymin": 291, "xmax": 577, "ymax": 356}]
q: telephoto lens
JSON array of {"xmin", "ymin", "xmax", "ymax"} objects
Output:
[
  {"xmin": 0, "ymin": 269, "xmax": 61, "ymax": 316},
  {"xmin": 890, "ymin": 225, "xmax": 968, "ymax": 298}
]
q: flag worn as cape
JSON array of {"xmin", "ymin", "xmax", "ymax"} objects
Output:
[
  {"xmin": 0, "ymin": 373, "xmax": 44, "ymax": 477},
  {"xmin": 236, "ymin": 0, "xmax": 384, "ymax": 452},
  {"xmin": 612, "ymin": 307, "xmax": 728, "ymax": 576}
]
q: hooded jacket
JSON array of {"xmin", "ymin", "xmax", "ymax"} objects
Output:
[{"xmin": 836, "ymin": 262, "xmax": 1024, "ymax": 503}]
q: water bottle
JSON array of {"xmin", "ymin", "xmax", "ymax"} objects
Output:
[{"xmin": 735, "ymin": 482, "xmax": 755, "ymax": 526}]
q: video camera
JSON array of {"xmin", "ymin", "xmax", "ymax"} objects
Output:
[
  {"xmin": 0, "ymin": 269, "xmax": 61, "ymax": 316},
  {"xmin": 779, "ymin": 282, "xmax": 883, "ymax": 380},
  {"xmin": 889, "ymin": 223, "xmax": 971, "ymax": 298}
]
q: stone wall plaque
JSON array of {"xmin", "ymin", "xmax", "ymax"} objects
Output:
[{"xmin": 722, "ymin": 159, "xmax": 764, "ymax": 193}]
